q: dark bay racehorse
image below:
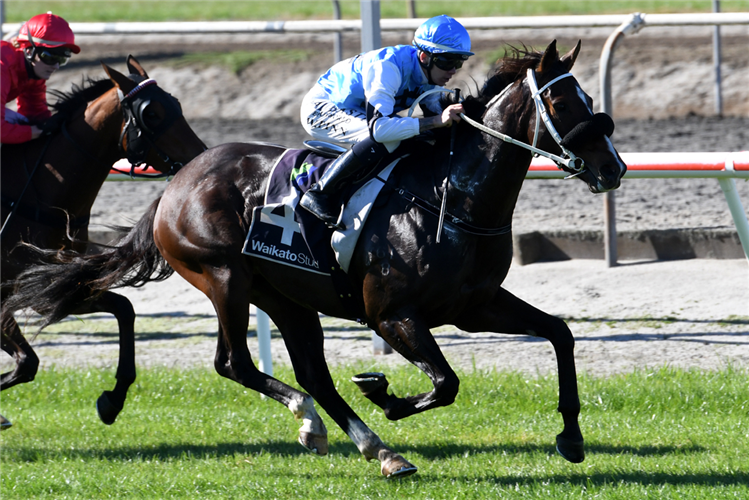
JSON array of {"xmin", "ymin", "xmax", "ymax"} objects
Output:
[
  {"xmin": 3, "ymin": 41, "xmax": 626, "ymax": 475},
  {"xmin": 0, "ymin": 56, "xmax": 206, "ymax": 428}
]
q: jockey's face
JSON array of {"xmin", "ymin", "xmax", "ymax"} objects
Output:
[
  {"xmin": 418, "ymin": 51, "xmax": 460, "ymax": 87},
  {"xmin": 25, "ymin": 48, "xmax": 63, "ymax": 80}
]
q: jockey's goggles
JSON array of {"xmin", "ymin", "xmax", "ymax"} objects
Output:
[
  {"xmin": 37, "ymin": 49, "xmax": 71, "ymax": 67},
  {"xmin": 431, "ymin": 54, "xmax": 467, "ymax": 71}
]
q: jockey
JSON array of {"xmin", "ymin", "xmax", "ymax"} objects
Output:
[
  {"xmin": 1, "ymin": 12, "xmax": 80, "ymax": 144},
  {"xmin": 299, "ymin": 14, "xmax": 473, "ymax": 226}
]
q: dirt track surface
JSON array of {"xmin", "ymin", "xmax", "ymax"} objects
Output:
[
  {"xmin": 4, "ymin": 29, "xmax": 749, "ymax": 377},
  {"xmin": 71, "ymin": 28, "xmax": 749, "ymax": 233},
  {"xmin": 5, "ymin": 259, "xmax": 747, "ymax": 377}
]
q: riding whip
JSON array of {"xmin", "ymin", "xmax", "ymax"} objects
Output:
[
  {"xmin": 0, "ymin": 135, "xmax": 53, "ymax": 238},
  {"xmin": 436, "ymin": 88, "xmax": 459, "ymax": 244}
]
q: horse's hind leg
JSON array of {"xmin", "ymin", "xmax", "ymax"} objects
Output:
[
  {"xmin": 260, "ymin": 295, "xmax": 417, "ymax": 478},
  {"xmin": 0, "ymin": 313, "xmax": 41, "ymax": 430},
  {"xmin": 67, "ymin": 291, "xmax": 137, "ymax": 425},
  {"xmin": 454, "ymin": 287, "xmax": 584, "ymax": 463},
  {"xmin": 1, "ymin": 313, "xmax": 40, "ymax": 390},
  {"xmin": 183, "ymin": 265, "xmax": 333, "ymax": 456}
]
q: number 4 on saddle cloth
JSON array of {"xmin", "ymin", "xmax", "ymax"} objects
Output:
[{"xmin": 241, "ymin": 147, "xmax": 401, "ymax": 319}]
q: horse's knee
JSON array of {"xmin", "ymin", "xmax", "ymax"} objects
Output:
[
  {"xmin": 557, "ymin": 323, "xmax": 575, "ymax": 352},
  {"xmin": 545, "ymin": 317, "xmax": 574, "ymax": 351}
]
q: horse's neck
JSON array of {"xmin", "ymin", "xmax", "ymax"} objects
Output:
[
  {"xmin": 80, "ymin": 90, "xmax": 125, "ymax": 165},
  {"xmin": 39, "ymin": 90, "xmax": 124, "ymax": 215},
  {"xmin": 450, "ymin": 94, "xmax": 534, "ymax": 228}
]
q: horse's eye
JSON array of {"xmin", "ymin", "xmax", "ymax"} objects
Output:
[
  {"xmin": 142, "ymin": 104, "xmax": 162, "ymax": 123},
  {"xmin": 554, "ymin": 102, "xmax": 567, "ymax": 112}
]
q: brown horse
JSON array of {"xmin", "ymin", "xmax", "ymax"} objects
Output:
[
  {"xmin": 4, "ymin": 41, "xmax": 626, "ymax": 475},
  {"xmin": 0, "ymin": 56, "xmax": 206, "ymax": 428}
]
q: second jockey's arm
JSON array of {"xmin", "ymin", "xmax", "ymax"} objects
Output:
[{"xmin": 418, "ymin": 103, "xmax": 464, "ymax": 133}]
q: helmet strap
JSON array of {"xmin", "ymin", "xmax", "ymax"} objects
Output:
[
  {"xmin": 23, "ymin": 25, "xmax": 39, "ymax": 62},
  {"xmin": 417, "ymin": 50, "xmax": 437, "ymax": 85}
]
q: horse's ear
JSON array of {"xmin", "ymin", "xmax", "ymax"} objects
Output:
[
  {"xmin": 536, "ymin": 40, "xmax": 558, "ymax": 74},
  {"xmin": 560, "ymin": 40, "xmax": 582, "ymax": 72},
  {"xmin": 126, "ymin": 55, "xmax": 149, "ymax": 79},
  {"xmin": 101, "ymin": 62, "xmax": 137, "ymax": 95}
]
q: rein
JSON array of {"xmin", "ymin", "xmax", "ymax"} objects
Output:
[
  {"xmin": 0, "ymin": 134, "xmax": 55, "ymax": 238},
  {"xmin": 409, "ymin": 70, "xmax": 587, "ymax": 177},
  {"xmin": 460, "ymin": 69, "xmax": 585, "ymax": 177},
  {"xmin": 398, "ymin": 69, "xmax": 586, "ymax": 238}
]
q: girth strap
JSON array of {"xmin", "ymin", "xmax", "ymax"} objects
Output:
[{"xmin": 376, "ymin": 176, "xmax": 512, "ymax": 237}]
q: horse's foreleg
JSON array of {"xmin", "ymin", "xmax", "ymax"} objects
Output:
[
  {"xmin": 68, "ymin": 291, "xmax": 136, "ymax": 425},
  {"xmin": 353, "ymin": 311, "xmax": 460, "ymax": 422},
  {"xmin": 261, "ymin": 297, "xmax": 416, "ymax": 477},
  {"xmin": 454, "ymin": 287, "xmax": 584, "ymax": 463}
]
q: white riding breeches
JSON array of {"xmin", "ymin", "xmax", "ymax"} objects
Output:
[{"xmin": 300, "ymin": 86, "xmax": 401, "ymax": 153}]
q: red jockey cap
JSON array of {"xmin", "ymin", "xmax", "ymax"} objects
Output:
[{"xmin": 17, "ymin": 12, "xmax": 80, "ymax": 54}]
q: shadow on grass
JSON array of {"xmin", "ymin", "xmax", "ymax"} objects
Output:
[
  {"xmin": 11, "ymin": 439, "xmax": 706, "ymax": 463},
  {"xmin": 10, "ymin": 439, "xmax": 743, "ymax": 487},
  {"xmin": 394, "ymin": 440, "xmax": 707, "ymax": 460}
]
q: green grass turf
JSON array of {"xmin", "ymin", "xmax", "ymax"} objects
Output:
[{"xmin": 1, "ymin": 365, "xmax": 747, "ymax": 498}]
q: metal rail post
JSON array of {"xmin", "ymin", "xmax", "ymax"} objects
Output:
[
  {"xmin": 332, "ymin": 0, "xmax": 342, "ymax": 63},
  {"xmin": 599, "ymin": 12, "xmax": 645, "ymax": 267},
  {"xmin": 712, "ymin": 0, "xmax": 723, "ymax": 116},
  {"xmin": 360, "ymin": 0, "xmax": 381, "ymax": 52},
  {"xmin": 360, "ymin": 0, "xmax": 392, "ymax": 355}
]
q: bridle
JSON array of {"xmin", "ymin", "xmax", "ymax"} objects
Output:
[
  {"xmin": 401, "ymin": 66, "xmax": 612, "ymax": 239},
  {"xmin": 460, "ymin": 68, "xmax": 587, "ymax": 178},
  {"xmin": 112, "ymin": 77, "xmax": 185, "ymax": 178}
]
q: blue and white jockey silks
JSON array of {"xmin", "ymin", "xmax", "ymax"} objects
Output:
[{"xmin": 301, "ymin": 45, "xmax": 443, "ymax": 152}]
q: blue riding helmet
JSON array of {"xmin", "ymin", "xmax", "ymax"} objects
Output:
[{"xmin": 412, "ymin": 15, "xmax": 474, "ymax": 57}]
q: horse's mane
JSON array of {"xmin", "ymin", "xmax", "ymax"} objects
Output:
[
  {"xmin": 445, "ymin": 45, "xmax": 543, "ymax": 121},
  {"xmin": 479, "ymin": 45, "xmax": 542, "ymax": 104},
  {"xmin": 48, "ymin": 78, "xmax": 115, "ymax": 118}
]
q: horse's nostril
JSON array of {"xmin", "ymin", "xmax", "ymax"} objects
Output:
[{"xmin": 600, "ymin": 163, "xmax": 620, "ymax": 182}]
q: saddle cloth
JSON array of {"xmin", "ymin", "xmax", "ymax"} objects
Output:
[{"xmin": 241, "ymin": 148, "xmax": 400, "ymax": 315}]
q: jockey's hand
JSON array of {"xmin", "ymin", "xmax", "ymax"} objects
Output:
[
  {"xmin": 42, "ymin": 113, "xmax": 66, "ymax": 136},
  {"xmin": 418, "ymin": 103, "xmax": 465, "ymax": 133},
  {"xmin": 440, "ymin": 103, "xmax": 464, "ymax": 128}
]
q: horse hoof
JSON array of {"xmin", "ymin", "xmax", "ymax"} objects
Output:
[
  {"xmin": 298, "ymin": 431, "xmax": 329, "ymax": 456},
  {"xmin": 351, "ymin": 372, "xmax": 388, "ymax": 396},
  {"xmin": 556, "ymin": 434, "xmax": 585, "ymax": 463},
  {"xmin": 381, "ymin": 455, "xmax": 418, "ymax": 478},
  {"xmin": 96, "ymin": 391, "xmax": 123, "ymax": 425},
  {"xmin": 0, "ymin": 414, "xmax": 12, "ymax": 431}
]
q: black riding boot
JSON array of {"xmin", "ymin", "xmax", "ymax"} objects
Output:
[{"xmin": 299, "ymin": 138, "xmax": 388, "ymax": 227}]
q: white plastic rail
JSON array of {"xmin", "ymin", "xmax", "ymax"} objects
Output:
[{"xmin": 527, "ymin": 151, "xmax": 749, "ymax": 262}]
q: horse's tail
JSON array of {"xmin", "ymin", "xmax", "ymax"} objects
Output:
[{"xmin": 2, "ymin": 197, "xmax": 172, "ymax": 330}]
